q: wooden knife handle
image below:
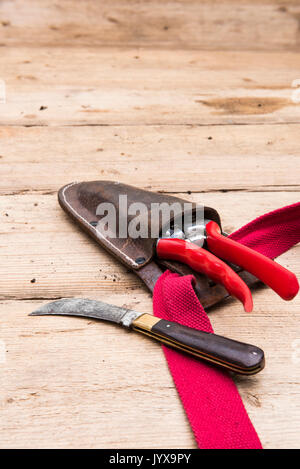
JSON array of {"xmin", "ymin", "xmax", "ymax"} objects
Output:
[{"xmin": 132, "ymin": 314, "xmax": 265, "ymax": 375}]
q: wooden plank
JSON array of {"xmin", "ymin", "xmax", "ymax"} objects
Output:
[
  {"xmin": 0, "ymin": 291, "xmax": 299, "ymax": 449},
  {"xmin": 0, "ymin": 0, "xmax": 299, "ymax": 450},
  {"xmin": 0, "ymin": 124, "xmax": 300, "ymax": 194},
  {"xmin": 0, "ymin": 188, "xmax": 299, "ymax": 447},
  {"xmin": 0, "ymin": 297, "xmax": 195, "ymax": 449},
  {"xmin": 0, "ymin": 191, "xmax": 299, "ymax": 300},
  {"xmin": 1, "ymin": 48, "xmax": 300, "ymax": 126},
  {"xmin": 0, "ymin": 0, "xmax": 300, "ymax": 51}
]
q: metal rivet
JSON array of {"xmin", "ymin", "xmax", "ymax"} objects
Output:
[{"xmin": 135, "ymin": 257, "xmax": 146, "ymax": 264}]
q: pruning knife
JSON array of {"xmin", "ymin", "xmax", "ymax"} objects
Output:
[
  {"xmin": 30, "ymin": 298, "xmax": 265, "ymax": 375},
  {"xmin": 157, "ymin": 219, "xmax": 299, "ymax": 312}
]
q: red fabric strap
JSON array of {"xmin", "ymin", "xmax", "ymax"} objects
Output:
[
  {"xmin": 229, "ymin": 202, "xmax": 300, "ymax": 259},
  {"xmin": 153, "ymin": 202, "xmax": 300, "ymax": 449}
]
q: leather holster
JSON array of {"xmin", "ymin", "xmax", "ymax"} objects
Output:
[{"xmin": 58, "ymin": 181, "xmax": 258, "ymax": 308}]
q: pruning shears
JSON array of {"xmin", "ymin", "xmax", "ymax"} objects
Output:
[{"xmin": 156, "ymin": 219, "xmax": 299, "ymax": 312}]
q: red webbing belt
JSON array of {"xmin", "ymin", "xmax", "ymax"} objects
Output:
[{"xmin": 153, "ymin": 202, "xmax": 300, "ymax": 449}]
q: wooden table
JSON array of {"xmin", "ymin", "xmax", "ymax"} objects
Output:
[{"xmin": 0, "ymin": 0, "xmax": 299, "ymax": 449}]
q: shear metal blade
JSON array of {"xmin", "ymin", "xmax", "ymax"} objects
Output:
[{"xmin": 29, "ymin": 298, "xmax": 142, "ymax": 328}]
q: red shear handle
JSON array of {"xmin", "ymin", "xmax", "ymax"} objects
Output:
[
  {"xmin": 206, "ymin": 221, "xmax": 299, "ymax": 301},
  {"xmin": 156, "ymin": 238, "xmax": 253, "ymax": 312}
]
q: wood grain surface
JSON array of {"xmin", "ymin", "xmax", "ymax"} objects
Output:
[{"xmin": 0, "ymin": 0, "xmax": 299, "ymax": 449}]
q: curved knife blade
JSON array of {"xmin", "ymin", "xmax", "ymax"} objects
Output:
[{"xmin": 29, "ymin": 298, "xmax": 142, "ymax": 328}]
